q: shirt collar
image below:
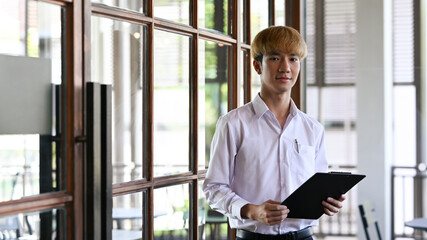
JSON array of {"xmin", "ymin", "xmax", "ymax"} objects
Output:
[{"xmin": 252, "ymin": 93, "xmax": 298, "ymax": 119}]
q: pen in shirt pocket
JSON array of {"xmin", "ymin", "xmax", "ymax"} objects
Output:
[{"xmin": 295, "ymin": 138, "xmax": 300, "ymax": 153}]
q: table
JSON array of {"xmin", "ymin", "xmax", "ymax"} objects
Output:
[
  {"xmin": 113, "ymin": 208, "xmax": 167, "ymax": 229},
  {"xmin": 405, "ymin": 218, "xmax": 427, "ymax": 232},
  {"xmin": 205, "ymin": 210, "xmax": 228, "ymax": 240},
  {"xmin": 112, "ymin": 229, "xmax": 142, "ymax": 240}
]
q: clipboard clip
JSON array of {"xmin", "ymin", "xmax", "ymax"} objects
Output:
[{"xmin": 329, "ymin": 171, "xmax": 352, "ymax": 175}]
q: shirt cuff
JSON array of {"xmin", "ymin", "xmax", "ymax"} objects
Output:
[{"xmin": 232, "ymin": 198, "xmax": 250, "ymax": 221}]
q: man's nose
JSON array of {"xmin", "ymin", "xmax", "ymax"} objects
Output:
[{"xmin": 279, "ymin": 60, "xmax": 290, "ymax": 72}]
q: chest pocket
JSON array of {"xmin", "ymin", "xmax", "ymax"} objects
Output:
[{"xmin": 292, "ymin": 144, "xmax": 315, "ymax": 184}]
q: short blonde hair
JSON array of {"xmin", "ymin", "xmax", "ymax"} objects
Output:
[{"xmin": 251, "ymin": 26, "xmax": 307, "ymax": 61}]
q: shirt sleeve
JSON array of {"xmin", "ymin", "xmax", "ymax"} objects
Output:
[{"xmin": 202, "ymin": 115, "xmax": 249, "ymax": 221}]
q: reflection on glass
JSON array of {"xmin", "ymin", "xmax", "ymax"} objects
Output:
[
  {"xmin": 275, "ymin": 0, "xmax": 285, "ymax": 26},
  {"xmin": 0, "ymin": 1, "xmax": 64, "ymax": 201},
  {"xmin": 199, "ymin": 0, "xmax": 230, "ymax": 35},
  {"xmin": 0, "ymin": 208, "xmax": 66, "ymax": 239},
  {"xmin": 154, "ymin": 30, "xmax": 190, "ymax": 176},
  {"xmin": 393, "ymin": 86, "xmax": 416, "ymax": 166},
  {"xmin": 112, "ymin": 192, "xmax": 144, "ymax": 238},
  {"xmin": 154, "ymin": 0, "xmax": 190, "ymax": 25},
  {"xmin": 198, "ymin": 40, "xmax": 229, "ymax": 170},
  {"xmin": 250, "ymin": 0, "xmax": 269, "ymax": 40},
  {"xmin": 154, "ymin": 184, "xmax": 189, "ymax": 239},
  {"xmin": 198, "ymin": 181, "xmax": 228, "ymax": 240},
  {"xmin": 92, "ymin": 17, "xmax": 145, "ymax": 183},
  {"xmin": 91, "ymin": 0, "xmax": 144, "ymax": 13}
]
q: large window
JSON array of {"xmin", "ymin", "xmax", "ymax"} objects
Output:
[
  {"xmin": 1, "ymin": 0, "xmax": 305, "ymax": 239},
  {"xmin": 90, "ymin": 1, "xmax": 297, "ymax": 240},
  {"xmin": 391, "ymin": 0, "xmax": 426, "ymax": 238},
  {"xmin": 0, "ymin": 0, "xmax": 69, "ymax": 238},
  {"xmin": 306, "ymin": 1, "xmax": 427, "ymax": 239},
  {"xmin": 305, "ymin": 0, "xmax": 359, "ymax": 236}
]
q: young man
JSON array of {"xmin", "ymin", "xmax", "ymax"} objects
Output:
[{"xmin": 203, "ymin": 26, "xmax": 345, "ymax": 240}]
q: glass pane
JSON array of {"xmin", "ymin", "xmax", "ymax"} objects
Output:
[
  {"xmin": 112, "ymin": 192, "xmax": 144, "ymax": 239},
  {"xmin": 251, "ymin": 63, "xmax": 260, "ymax": 100},
  {"xmin": 154, "ymin": 0, "xmax": 190, "ymax": 25},
  {"xmin": 320, "ymin": 87, "xmax": 357, "ymax": 166},
  {"xmin": 306, "ymin": 86, "xmax": 319, "ymax": 119},
  {"xmin": 92, "ymin": 17, "xmax": 145, "ymax": 183},
  {"xmin": 154, "ymin": 30, "xmax": 190, "ymax": 176},
  {"xmin": 198, "ymin": 181, "xmax": 228, "ymax": 240},
  {"xmin": 250, "ymin": 0, "xmax": 269, "ymax": 41},
  {"xmin": 393, "ymin": 86, "xmax": 416, "ymax": 166},
  {"xmin": 0, "ymin": 1, "xmax": 65, "ymax": 201},
  {"xmin": 238, "ymin": 50, "xmax": 247, "ymax": 106},
  {"xmin": 240, "ymin": 0, "xmax": 248, "ymax": 43},
  {"xmin": 198, "ymin": 40, "xmax": 229, "ymax": 170},
  {"xmin": 275, "ymin": 0, "xmax": 285, "ymax": 26},
  {"xmin": 154, "ymin": 184, "xmax": 189, "ymax": 239},
  {"xmin": 91, "ymin": 0, "xmax": 145, "ymax": 14},
  {"xmin": 199, "ymin": 0, "xmax": 230, "ymax": 35},
  {"xmin": 0, "ymin": 208, "xmax": 66, "ymax": 239},
  {"xmin": 392, "ymin": 168, "xmax": 417, "ymax": 235}
]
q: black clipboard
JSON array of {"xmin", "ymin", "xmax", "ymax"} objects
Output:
[{"xmin": 281, "ymin": 172, "xmax": 366, "ymax": 219}]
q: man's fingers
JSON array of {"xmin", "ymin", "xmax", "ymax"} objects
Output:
[
  {"xmin": 266, "ymin": 202, "xmax": 288, "ymax": 211},
  {"xmin": 326, "ymin": 197, "xmax": 343, "ymax": 208},
  {"xmin": 322, "ymin": 200, "xmax": 339, "ymax": 215},
  {"xmin": 266, "ymin": 200, "xmax": 281, "ymax": 205},
  {"xmin": 265, "ymin": 210, "xmax": 289, "ymax": 225}
]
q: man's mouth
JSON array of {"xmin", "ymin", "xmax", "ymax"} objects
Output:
[{"xmin": 277, "ymin": 76, "xmax": 292, "ymax": 82}]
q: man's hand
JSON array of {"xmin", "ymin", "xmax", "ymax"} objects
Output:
[
  {"xmin": 241, "ymin": 200, "xmax": 289, "ymax": 225},
  {"xmin": 322, "ymin": 194, "xmax": 346, "ymax": 216}
]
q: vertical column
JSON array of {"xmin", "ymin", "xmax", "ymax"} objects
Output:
[
  {"xmin": 86, "ymin": 82, "xmax": 112, "ymax": 240},
  {"xmin": 356, "ymin": 0, "xmax": 393, "ymax": 239},
  {"xmin": 86, "ymin": 82, "xmax": 101, "ymax": 240},
  {"xmin": 420, "ymin": 0, "xmax": 427, "ymax": 219},
  {"xmin": 101, "ymin": 84, "xmax": 112, "ymax": 240},
  {"xmin": 285, "ymin": 0, "xmax": 303, "ymax": 109},
  {"xmin": 113, "ymin": 22, "xmax": 132, "ymax": 184}
]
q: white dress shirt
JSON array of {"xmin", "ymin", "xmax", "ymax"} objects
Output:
[{"xmin": 203, "ymin": 94, "xmax": 328, "ymax": 234}]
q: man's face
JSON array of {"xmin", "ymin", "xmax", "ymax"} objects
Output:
[{"xmin": 253, "ymin": 51, "xmax": 301, "ymax": 95}]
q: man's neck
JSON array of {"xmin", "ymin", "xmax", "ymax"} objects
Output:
[{"xmin": 259, "ymin": 91, "xmax": 292, "ymax": 127}]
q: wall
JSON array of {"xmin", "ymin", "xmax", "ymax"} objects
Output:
[{"xmin": 356, "ymin": 0, "xmax": 393, "ymax": 239}]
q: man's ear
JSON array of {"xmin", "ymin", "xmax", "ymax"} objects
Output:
[{"xmin": 253, "ymin": 60, "xmax": 262, "ymax": 75}]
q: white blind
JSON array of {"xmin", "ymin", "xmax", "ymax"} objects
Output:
[
  {"xmin": 393, "ymin": 0, "xmax": 414, "ymax": 83},
  {"xmin": 305, "ymin": 0, "xmax": 316, "ymax": 85},
  {"xmin": 324, "ymin": 0, "xmax": 356, "ymax": 84}
]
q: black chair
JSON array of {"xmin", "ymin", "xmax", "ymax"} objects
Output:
[{"xmin": 359, "ymin": 201, "xmax": 382, "ymax": 240}]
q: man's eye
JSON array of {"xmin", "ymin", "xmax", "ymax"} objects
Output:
[
  {"xmin": 290, "ymin": 58, "xmax": 299, "ymax": 62},
  {"xmin": 270, "ymin": 57, "xmax": 279, "ymax": 61}
]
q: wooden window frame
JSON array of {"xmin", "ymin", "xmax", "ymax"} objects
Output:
[{"xmin": 0, "ymin": 1, "xmax": 303, "ymax": 240}]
